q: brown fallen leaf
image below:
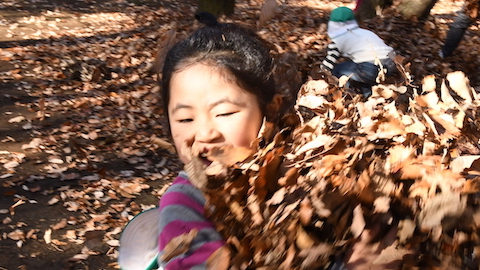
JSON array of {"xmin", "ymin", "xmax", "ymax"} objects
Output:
[
  {"xmin": 84, "ymin": 230, "xmax": 106, "ymax": 250},
  {"xmin": 150, "ymin": 135, "xmax": 176, "ymax": 154},
  {"xmin": 160, "ymin": 229, "xmax": 198, "ymax": 262},
  {"xmin": 257, "ymin": 0, "xmax": 279, "ymax": 28},
  {"xmin": 207, "ymin": 145, "xmax": 254, "ymax": 167},
  {"xmin": 372, "ymin": 243, "xmax": 411, "ymax": 265},
  {"xmin": 206, "ymin": 245, "xmax": 230, "ymax": 270},
  {"xmin": 7, "ymin": 230, "xmax": 25, "ymax": 241},
  {"xmin": 51, "ymin": 219, "xmax": 67, "ymax": 230},
  {"xmin": 153, "ymin": 29, "xmax": 177, "ymax": 76}
]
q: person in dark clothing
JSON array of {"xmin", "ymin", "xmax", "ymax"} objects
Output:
[{"xmin": 440, "ymin": 0, "xmax": 479, "ymax": 58}]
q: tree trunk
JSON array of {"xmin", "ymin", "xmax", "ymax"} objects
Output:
[
  {"xmin": 355, "ymin": 0, "xmax": 393, "ymax": 21},
  {"xmin": 398, "ymin": 0, "xmax": 438, "ymax": 20},
  {"xmin": 198, "ymin": 0, "xmax": 235, "ymax": 17}
]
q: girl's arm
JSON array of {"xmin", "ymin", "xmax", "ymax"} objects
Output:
[
  {"xmin": 322, "ymin": 41, "xmax": 341, "ymax": 71},
  {"xmin": 158, "ymin": 173, "xmax": 225, "ymax": 270}
]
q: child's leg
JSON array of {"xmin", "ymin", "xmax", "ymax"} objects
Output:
[
  {"xmin": 332, "ymin": 60, "xmax": 376, "ymax": 98},
  {"xmin": 332, "ymin": 60, "xmax": 358, "ymax": 79},
  {"xmin": 352, "ymin": 62, "xmax": 378, "ymax": 98},
  {"xmin": 441, "ymin": 12, "xmax": 474, "ymax": 58},
  {"xmin": 352, "ymin": 62, "xmax": 378, "ymax": 83},
  {"xmin": 348, "ymin": 80, "xmax": 373, "ymax": 98}
]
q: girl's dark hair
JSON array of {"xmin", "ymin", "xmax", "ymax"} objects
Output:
[{"xmin": 161, "ymin": 12, "xmax": 276, "ymax": 131}]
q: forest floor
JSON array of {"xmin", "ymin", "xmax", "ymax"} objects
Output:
[{"xmin": 0, "ymin": 0, "xmax": 478, "ymax": 269}]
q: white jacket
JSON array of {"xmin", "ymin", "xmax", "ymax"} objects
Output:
[{"xmin": 328, "ymin": 20, "xmax": 393, "ymax": 63}]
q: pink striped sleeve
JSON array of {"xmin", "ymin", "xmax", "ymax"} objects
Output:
[{"xmin": 158, "ymin": 173, "xmax": 225, "ymax": 270}]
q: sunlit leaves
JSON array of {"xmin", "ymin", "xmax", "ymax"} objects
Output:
[{"xmin": 188, "ymin": 72, "xmax": 480, "ymax": 269}]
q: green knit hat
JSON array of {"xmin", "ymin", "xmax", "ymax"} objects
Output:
[{"xmin": 330, "ymin": 7, "xmax": 355, "ymax": 22}]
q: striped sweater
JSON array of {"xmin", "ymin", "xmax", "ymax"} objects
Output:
[
  {"xmin": 158, "ymin": 171, "xmax": 224, "ymax": 270},
  {"xmin": 322, "ymin": 41, "xmax": 341, "ymax": 71}
]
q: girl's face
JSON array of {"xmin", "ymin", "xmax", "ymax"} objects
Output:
[{"xmin": 168, "ymin": 63, "xmax": 263, "ymax": 164}]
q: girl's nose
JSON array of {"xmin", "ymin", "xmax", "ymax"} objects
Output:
[{"xmin": 194, "ymin": 121, "xmax": 221, "ymax": 143}]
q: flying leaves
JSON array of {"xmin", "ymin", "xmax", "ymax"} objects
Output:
[
  {"xmin": 182, "ymin": 71, "xmax": 480, "ymax": 270},
  {"xmin": 257, "ymin": 0, "xmax": 279, "ymax": 29}
]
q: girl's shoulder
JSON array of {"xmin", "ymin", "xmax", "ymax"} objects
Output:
[{"xmin": 171, "ymin": 171, "xmax": 191, "ymax": 186}]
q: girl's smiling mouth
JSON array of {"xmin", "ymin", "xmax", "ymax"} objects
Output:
[{"xmin": 199, "ymin": 152, "xmax": 213, "ymax": 166}]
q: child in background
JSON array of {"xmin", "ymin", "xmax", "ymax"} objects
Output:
[
  {"xmin": 440, "ymin": 0, "xmax": 479, "ymax": 58},
  {"xmin": 157, "ymin": 13, "xmax": 276, "ymax": 269},
  {"xmin": 321, "ymin": 7, "xmax": 397, "ymax": 98}
]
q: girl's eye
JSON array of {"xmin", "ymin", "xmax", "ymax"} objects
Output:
[
  {"xmin": 178, "ymin": 118, "xmax": 193, "ymax": 123},
  {"xmin": 217, "ymin": 111, "xmax": 237, "ymax": 117}
]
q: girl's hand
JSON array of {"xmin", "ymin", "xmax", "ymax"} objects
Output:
[{"xmin": 206, "ymin": 246, "xmax": 230, "ymax": 270}]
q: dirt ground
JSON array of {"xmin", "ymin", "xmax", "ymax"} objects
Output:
[
  {"xmin": 0, "ymin": 0, "xmax": 478, "ymax": 269},
  {"xmin": 0, "ymin": 0, "xmax": 181, "ymax": 269}
]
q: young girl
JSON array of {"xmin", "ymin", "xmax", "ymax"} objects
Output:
[{"xmin": 157, "ymin": 13, "xmax": 276, "ymax": 269}]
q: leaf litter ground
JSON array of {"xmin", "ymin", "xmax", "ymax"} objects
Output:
[{"xmin": 0, "ymin": 0, "xmax": 479, "ymax": 269}]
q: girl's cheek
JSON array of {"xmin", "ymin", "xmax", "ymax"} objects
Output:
[{"xmin": 170, "ymin": 133, "xmax": 183, "ymax": 150}]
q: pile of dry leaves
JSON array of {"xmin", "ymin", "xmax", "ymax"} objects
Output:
[{"xmin": 180, "ymin": 70, "xmax": 480, "ymax": 270}]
